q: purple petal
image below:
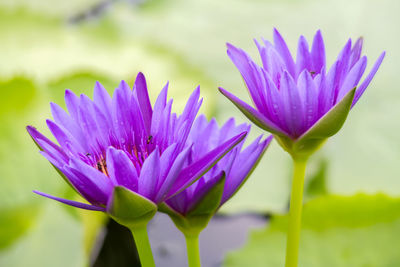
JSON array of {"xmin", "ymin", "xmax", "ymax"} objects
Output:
[
  {"xmin": 221, "ymin": 135, "xmax": 272, "ymax": 204},
  {"xmin": 79, "ymin": 94, "xmax": 110, "ymax": 150},
  {"xmin": 138, "ymin": 148, "xmax": 160, "ymax": 201},
  {"xmin": 155, "ymin": 144, "xmax": 191, "ymax": 203},
  {"xmin": 112, "ymin": 81, "xmax": 134, "ymax": 142},
  {"xmin": 264, "ymin": 48, "xmax": 286, "ymax": 85},
  {"xmin": 262, "ymin": 70, "xmax": 287, "ymax": 129},
  {"xmin": 297, "ymin": 70, "xmax": 318, "ymax": 129},
  {"xmin": 254, "ymin": 39, "xmax": 271, "ymax": 73},
  {"xmin": 133, "ymin": 72, "xmax": 153, "ymax": 134},
  {"xmin": 158, "ymin": 143, "xmax": 178, "ymax": 178},
  {"xmin": 64, "ymin": 90, "xmax": 80, "ymax": 121},
  {"xmin": 350, "ymin": 37, "xmax": 363, "ymax": 68},
  {"xmin": 174, "ymin": 87, "xmax": 203, "ymax": 150},
  {"xmin": 280, "ymin": 71, "xmax": 304, "ymax": 136},
  {"xmin": 296, "ymin": 35, "xmax": 311, "ymax": 77},
  {"xmin": 311, "ymin": 30, "xmax": 326, "ymax": 74},
  {"xmin": 272, "ymin": 28, "xmax": 296, "ymax": 77},
  {"xmin": 352, "ymin": 52, "xmax": 386, "ymax": 107},
  {"xmin": 217, "ymin": 117, "xmax": 236, "ymax": 144},
  {"xmin": 51, "ymin": 102, "xmax": 86, "ymax": 147},
  {"xmin": 106, "ymin": 147, "xmax": 138, "ymax": 192},
  {"xmin": 226, "ymin": 43, "xmax": 266, "ymax": 112},
  {"xmin": 336, "ymin": 56, "xmax": 367, "ymax": 101},
  {"xmin": 336, "ymin": 39, "xmax": 352, "ymax": 76},
  {"xmin": 218, "ymin": 87, "xmax": 286, "ymax": 136},
  {"xmin": 166, "ymin": 131, "xmax": 247, "ymax": 199},
  {"xmin": 26, "ymin": 126, "xmax": 68, "ymax": 159},
  {"xmin": 187, "ymin": 171, "xmax": 225, "ymax": 212},
  {"xmin": 193, "ymin": 117, "xmax": 219, "ymax": 155},
  {"xmin": 319, "ymin": 61, "xmax": 339, "ymax": 114},
  {"xmin": 37, "ymin": 141, "xmax": 68, "ymax": 168},
  {"xmin": 188, "ymin": 114, "xmax": 209, "ymax": 143},
  {"xmin": 68, "ymin": 158, "xmax": 113, "ymax": 202},
  {"xmin": 46, "ymin": 119, "xmax": 85, "ymax": 154},
  {"xmin": 176, "ymin": 86, "xmax": 201, "ymax": 130},
  {"xmin": 151, "ymin": 82, "xmax": 169, "ymax": 136},
  {"xmin": 93, "ymin": 81, "xmax": 113, "ymax": 125},
  {"xmin": 33, "ymin": 190, "xmax": 105, "ymax": 211}
]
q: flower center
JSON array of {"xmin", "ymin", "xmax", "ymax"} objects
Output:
[{"xmin": 96, "ymin": 158, "xmax": 109, "ymax": 176}]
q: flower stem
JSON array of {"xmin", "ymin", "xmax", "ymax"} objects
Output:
[
  {"xmin": 129, "ymin": 224, "xmax": 155, "ymax": 267},
  {"xmin": 285, "ymin": 157, "xmax": 308, "ymax": 267},
  {"xmin": 184, "ymin": 233, "xmax": 201, "ymax": 267}
]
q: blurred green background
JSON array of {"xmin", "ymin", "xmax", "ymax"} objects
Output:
[{"xmin": 0, "ymin": 0, "xmax": 399, "ymax": 266}]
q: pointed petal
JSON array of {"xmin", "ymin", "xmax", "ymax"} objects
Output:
[
  {"xmin": 218, "ymin": 87, "xmax": 286, "ymax": 136},
  {"xmin": 64, "ymin": 89, "xmax": 80, "ymax": 121},
  {"xmin": 134, "ymin": 72, "xmax": 153, "ymax": 134},
  {"xmin": 226, "ymin": 43, "xmax": 266, "ymax": 111},
  {"xmin": 155, "ymin": 144, "xmax": 191, "ymax": 203},
  {"xmin": 298, "ymin": 70, "xmax": 318, "ymax": 129},
  {"xmin": 350, "ymin": 37, "xmax": 363, "ymax": 67},
  {"xmin": 33, "ymin": 191, "xmax": 105, "ymax": 211},
  {"xmin": 272, "ymin": 28, "xmax": 296, "ymax": 76},
  {"xmin": 296, "ymin": 35, "xmax": 311, "ymax": 76},
  {"xmin": 311, "ymin": 30, "xmax": 326, "ymax": 73},
  {"xmin": 352, "ymin": 52, "xmax": 385, "ymax": 107},
  {"xmin": 221, "ymin": 135, "xmax": 272, "ymax": 204},
  {"xmin": 26, "ymin": 126, "xmax": 68, "ymax": 159},
  {"xmin": 151, "ymin": 82, "xmax": 168, "ymax": 136},
  {"xmin": 112, "ymin": 81, "xmax": 134, "ymax": 142},
  {"xmin": 69, "ymin": 158, "xmax": 113, "ymax": 200},
  {"xmin": 337, "ymin": 56, "xmax": 367, "ymax": 101},
  {"xmin": 166, "ymin": 131, "xmax": 247, "ymax": 198},
  {"xmin": 158, "ymin": 143, "xmax": 178, "ymax": 184},
  {"xmin": 299, "ymin": 87, "xmax": 355, "ymax": 142},
  {"xmin": 37, "ymin": 141, "xmax": 68, "ymax": 168},
  {"xmin": 280, "ymin": 72, "xmax": 304, "ymax": 136},
  {"xmin": 51, "ymin": 102, "xmax": 85, "ymax": 146},
  {"xmin": 106, "ymin": 147, "xmax": 138, "ymax": 191},
  {"xmin": 46, "ymin": 119, "xmax": 85, "ymax": 154},
  {"xmin": 93, "ymin": 81, "xmax": 113, "ymax": 125},
  {"xmin": 138, "ymin": 148, "xmax": 160, "ymax": 200}
]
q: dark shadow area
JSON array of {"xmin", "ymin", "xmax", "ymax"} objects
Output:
[{"xmin": 92, "ymin": 219, "xmax": 141, "ymax": 267}]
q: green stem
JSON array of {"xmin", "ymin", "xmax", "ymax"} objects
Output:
[
  {"xmin": 130, "ymin": 224, "xmax": 155, "ymax": 267},
  {"xmin": 184, "ymin": 233, "xmax": 201, "ymax": 267},
  {"xmin": 285, "ymin": 157, "xmax": 308, "ymax": 267}
]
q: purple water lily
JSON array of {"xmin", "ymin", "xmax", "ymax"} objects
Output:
[
  {"xmin": 219, "ymin": 29, "xmax": 385, "ymax": 140},
  {"xmin": 165, "ymin": 114, "xmax": 272, "ymax": 216},
  {"xmin": 27, "ymin": 73, "xmax": 246, "ymax": 212}
]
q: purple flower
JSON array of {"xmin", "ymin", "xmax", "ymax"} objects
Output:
[
  {"xmin": 163, "ymin": 115, "xmax": 272, "ymax": 217},
  {"xmin": 27, "ymin": 73, "xmax": 246, "ymax": 213},
  {"xmin": 219, "ymin": 29, "xmax": 385, "ymax": 157}
]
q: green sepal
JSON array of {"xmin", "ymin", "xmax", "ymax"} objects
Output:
[
  {"xmin": 160, "ymin": 174, "xmax": 226, "ymax": 236},
  {"xmin": 106, "ymin": 186, "xmax": 157, "ymax": 229},
  {"xmin": 275, "ymin": 88, "xmax": 355, "ymax": 160}
]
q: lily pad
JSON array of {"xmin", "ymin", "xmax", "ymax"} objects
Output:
[
  {"xmin": 224, "ymin": 194, "xmax": 400, "ymax": 267},
  {"xmin": 0, "ymin": 205, "xmax": 39, "ymax": 250}
]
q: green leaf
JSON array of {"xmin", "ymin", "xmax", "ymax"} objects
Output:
[
  {"xmin": 274, "ymin": 88, "xmax": 356, "ymax": 159},
  {"xmin": 0, "ymin": 205, "xmax": 39, "ymax": 250},
  {"xmin": 224, "ymin": 194, "xmax": 400, "ymax": 267},
  {"xmin": 107, "ymin": 186, "xmax": 157, "ymax": 228},
  {"xmin": 188, "ymin": 174, "xmax": 226, "ymax": 217},
  {"xmin": 0, "ymin": 77, "xmax": 37, "ymax": 118},
  {"xmin": 160, "ymin": 174, "xmax": 226, "ymax": 235},
  {"xmin": 47, "ymin": 71, "xmax": 118, "ymax": 104},
  {"xmin": 299, "ymin": 88, "xmax": 356, "ymax": 140},
  {"xmin": 0, "ymin": 204, "xmax": 84, "ymax": 267}
]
